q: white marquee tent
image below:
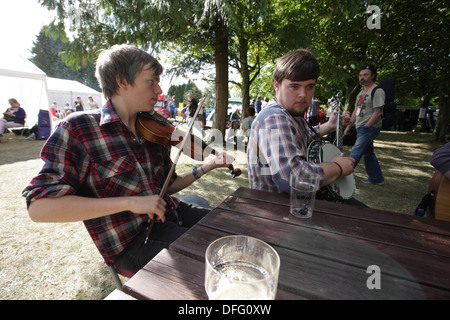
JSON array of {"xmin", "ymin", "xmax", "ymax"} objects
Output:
[
  {"xmin": 0, "ymin": 52, "xmax": 104, "ymax": 132},
  {"xmin": 0, "ymin": 51, "xmax": 50, "ymax": 128},
  {"xmin": 47, "ymin": 77, "xmax": 103, "ymax": 112}
]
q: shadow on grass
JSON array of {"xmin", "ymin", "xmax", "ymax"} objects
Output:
[{"xmin": 346, "ymin": 131, "xmax": 444, "ymax": 215}]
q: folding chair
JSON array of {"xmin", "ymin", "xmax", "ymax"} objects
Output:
[
  {"xmin": 8, "ymin": 119, "xmax": 28, "ymax": 136},
  {"xmin": 107, "ymin": 264, "xmax": 136, "ymax": 291}
]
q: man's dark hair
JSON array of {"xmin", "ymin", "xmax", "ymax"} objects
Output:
[
  {"xmin": 272, "ymin": 49, "xmax": 320, "ymax": 85},
  {"xmin": 360, "ymin": 65, "xmax": 378, "ymax": 81}
]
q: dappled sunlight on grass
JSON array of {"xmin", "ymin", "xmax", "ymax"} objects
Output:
[
  {"xmin": 174, "ymin": 162, "xmax": 249, "ymax": 207},
  {"xmin": 349, "ymin": 131, "xmax": 443, "ymax": 215},
  {"xmin": 387, "ymin": 167, "xmax": 434, "ymax": 179}
]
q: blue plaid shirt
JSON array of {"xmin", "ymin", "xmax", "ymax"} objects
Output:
[
  {"xmin": 247, "ymin": 99, "xmax": 324, "ymax": 193},
  {"xmin": 23, "ymin": 100, "xmax": 179, "ymax": 265}
]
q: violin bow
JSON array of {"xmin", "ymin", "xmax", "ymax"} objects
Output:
[{"xmin": 144, "ymin": 94, "xmax": 208, "ymax": 244}]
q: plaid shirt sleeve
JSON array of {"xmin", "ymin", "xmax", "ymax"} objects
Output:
[
  {"xmin": 248, "ymin": 105, "xmax": 324, "ymax": 193},
  {"xmin": 23, "ymin": 121, "xmax": 89, "ymax": 204}
]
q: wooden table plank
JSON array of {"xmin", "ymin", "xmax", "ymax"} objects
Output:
[
  {"xmin": 273, "ymin": 245, "xmax": 442, "ymax": 299},
  {"xmin": 218, "ymin": 193, "xmax": 450, "ymax": 257},
  {"xmin": 169, "ymin": 224, "xmax": 450, "ymax": 299},
  {"xmin": 231, "ymin": 187, "xmax": 450, "ymax": 236},
  {"xmin": 123, "ymin": 249, "xmax": 302, "ymax": 300},
  {"xmin": 170, "ymin": 225, "xmax": 230, "ymax": 259},
  {"xmin": 123, "ymin": 187, "xmax": 450, "ymax": 300},
  {"xmin": 197, "ymin": 209, "xmax": 450, "ymax": 293},
  {"xmin": 123, "ymin": 249, "xmax": 207, "ymax": 300}
]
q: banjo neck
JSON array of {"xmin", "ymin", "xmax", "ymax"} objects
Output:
[
  {"xmin": 335, "ymin": 107, "xmax": 343, "ymax": 151},
  {"xmin": 306, "ymin": 93, "xmax": 356, "ymax": 201},
  {"xmin": 332, "ymin": 93, "xmax": 344, "ymax": 151}
]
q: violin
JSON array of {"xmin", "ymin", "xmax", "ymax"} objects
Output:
[
  {"xmin": 136, "ymin": 109, "xmax": 241, "ymax": 178},
  {"xmin": 136, "ymin": 110, "xmax": 181, "ymax": 146},
  {"xmin": 140, "ymin": 94, "xmax": 239, "ymax": 244}
]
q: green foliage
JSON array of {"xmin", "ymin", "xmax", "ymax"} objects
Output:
[
  {"xmin": 167, "ymin": 81, "xmax": 202, "ymax": 107},
  {"xmin": 37, "ymin": 0, "xmax": 449, "ymax": 140},
  {"xmin": 30, "ymin": 28, "xmax": 100, "ymax": 91},
  {"xmin": 249, "ymin": 64, "xmax": 275, "ymax": 100}
]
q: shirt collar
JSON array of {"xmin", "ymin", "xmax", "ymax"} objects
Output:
[{"xmin": 100, "ymin": 99, "xmax": 122, "ymax": 126}]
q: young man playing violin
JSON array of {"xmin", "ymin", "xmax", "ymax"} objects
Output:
[{"xmin": 23, "ymin": 44, "xmax": 234, "ymax": 274}]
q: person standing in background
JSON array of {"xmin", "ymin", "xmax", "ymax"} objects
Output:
[
  {"xmin": 344, "ymin": 65, "xmax": 385, "ymax": 186},
  {"xmin": 169, "ymin": 97, "xmax": 176, "ymax": 119},
  {"xmin": 87, "ymin": 96, "xmax": 99, "ymax": 110},
  {"xmin": 74, "ymin": 96, "xmax": 84, "ymax": 112},
  {"xmin": 254, "ymin": 96, "xmax": 262, "ymax": 114}
]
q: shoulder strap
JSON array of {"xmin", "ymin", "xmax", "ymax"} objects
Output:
[
  {"xmin": 371, "ymin": 86, "xmax": 380, "ymax": 101},
  {"xmin": 414, "ymin": 191, "xmax": 434, "ymax": 217}
]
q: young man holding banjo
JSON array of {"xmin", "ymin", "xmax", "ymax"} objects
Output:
[{"xmin": 247, "ymin": 49, "xmax": 364, "ymax": 206}]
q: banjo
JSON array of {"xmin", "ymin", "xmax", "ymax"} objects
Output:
[{"xmin": 307, "ymin": 93, "xmax": 356, "ymax": 201}]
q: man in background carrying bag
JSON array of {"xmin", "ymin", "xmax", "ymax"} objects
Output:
[{"xmin": 344, "ymin": 65, "xmax": 385, "ymax": 185}]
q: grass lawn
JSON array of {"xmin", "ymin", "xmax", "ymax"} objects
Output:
[{"xmin": 0, "ymin": 129, "xmax": 445, "ymax": 299}]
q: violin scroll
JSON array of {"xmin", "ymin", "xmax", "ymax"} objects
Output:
[
  {"xmin": 209, "ymin": 148, "xmax": 241, "ymax": 178},
  {"xmin": 228, "ymin": 164, "xmax": 241, "ymax": 178}
]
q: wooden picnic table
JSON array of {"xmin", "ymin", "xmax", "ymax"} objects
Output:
[{"xmin": 122, "ymin": 187, "xmax": 450, "ymax": 300}]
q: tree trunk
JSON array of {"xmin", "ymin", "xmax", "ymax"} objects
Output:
[
  {"xmin": 345, "ymin": 79, "xmax": 360, "ymax": 113},
  {"xmin": 433, "ymin": 82, "xmax": 450, "ymax": 142},
  {"xmin": 416, "ymin": 73, "xmax": 432, "ymax": 132},
  {"xmin": 213, "ymin": 21, "xmax": 229, "ymax": 139},
  {"xmin": 239, "ymin": 39, "xmax": 250, "ymax": 121}
]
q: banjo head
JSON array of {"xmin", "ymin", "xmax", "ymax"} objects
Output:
[{"xmin": 307, "ymin": 142, "xmax": 356, "ymax": 200}]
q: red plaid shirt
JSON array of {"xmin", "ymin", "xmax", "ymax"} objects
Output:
[{"xmin": 23, "ymin": 100, "xmax": 179, "ymax": 265}]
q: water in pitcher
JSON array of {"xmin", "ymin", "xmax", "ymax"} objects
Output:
[{"xmin": 207, "ymin": 260, "xmax": 275, "ymax": 300}]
